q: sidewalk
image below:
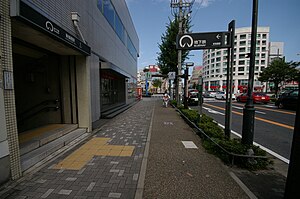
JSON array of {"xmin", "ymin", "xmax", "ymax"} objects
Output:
[{"xmin": 0, "ymin": 98, "xmax": 274, "ymax": 198}]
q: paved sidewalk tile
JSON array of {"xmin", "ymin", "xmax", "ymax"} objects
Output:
[{"xmin": 4, "ymin": 100, "xmax": 154, "ymax": 199}]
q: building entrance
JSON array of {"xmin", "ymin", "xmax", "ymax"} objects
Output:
[{"xmin": 13, "ymin": 44, "xmax": 62, "ymax": 133}]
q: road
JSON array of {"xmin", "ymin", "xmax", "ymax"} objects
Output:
[{"xmin": 190, "ymin": 98, "xmax": 296, "ymax": 163}]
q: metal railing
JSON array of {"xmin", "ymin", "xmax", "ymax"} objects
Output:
[
  {"xmin": 174, "ymin": 105, "xmax": 268, "ymax": 165},
  {"xmin": 17, "ymin": 99, "xmax": 60, "ymax": 124}
]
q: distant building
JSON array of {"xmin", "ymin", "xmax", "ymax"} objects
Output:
[
  {"xmin": 189, "ymin": 66, "xmax": 203, "ymax": 88},
  {"xmin": 202, "ymin": 27, "xmax": 283, "ymax": 93},
  {"xmin": 269, "ymin": 42, "xmax": 284, "ymax": 63}
]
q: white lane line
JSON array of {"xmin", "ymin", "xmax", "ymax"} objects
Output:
[
  {"xmin": 203, "ymin": 107, "xmax": 225, "ymax": 115},
  {"xmin": 182, "ymin": 141, "xmax": 198, "ymax": 149},
  {"xmin": 232, "ymin": 106, "xmax": 243, "ymax": 110},
  {"xmin": 255, "ymin": 110, "xmax": 266, "ymax": 115},
  {"xmin": 265, "ymin": 105, "xmax": 277, "ymax": 108},
  {"xmin": 232, "ymin": 106, "xmax": 266, "ymax": 115},
  {"xmin": 217, "ymin": 123, "xmax": 290, "ymax": 164}
]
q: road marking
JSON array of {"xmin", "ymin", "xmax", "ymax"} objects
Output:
[
  {"xmin": 232, "ymin": 106, "xmax": 265, "ymax": 114},
  {"xmin": 204, "ymin": 103, "xmax": 294, "ymax": 130},
  {"xmin": 233, "ymin": 102, "xmax": 295, "ymax": 115},
  {"xmin": 182, "ymin": 141, "xmax": 198, "ymax": 149},
  {"xmin": 203, "ymin": 107, "xmax": 225, "ymax": 115},
  {"xmin": 217, "ymin": 123, "xmax": 290, "ymax": 164}
]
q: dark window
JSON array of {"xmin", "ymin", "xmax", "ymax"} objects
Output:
[
  {"xmin": 103, "ymin": 0, "xmax": 115, "ymax": 28},
  {"xmin": 115, "ymin": 14, "xmax": 124, "ymax": 42}
]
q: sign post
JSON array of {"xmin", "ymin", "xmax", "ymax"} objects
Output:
[
  {"xmin": 176, "ymin": 31, "xmax": 231, "ymax": 50},
  {"xmin": 225, "ymin": 20, "xmax": 235, "ymax": 139},
  {"xmin": 176, "ymin": 27, "xmax": 233, "ymax": 123},
  {"xmin": 198, "ymin": 76, "xmax": 203, "ymax": 117}
]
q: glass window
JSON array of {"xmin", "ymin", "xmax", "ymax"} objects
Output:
[
  {"xmin": 240, "ymin": 47, "xmax": 246, "ymax": 52},
  {"xmin": 239, "ymin": 54, "xmax": 246, "ymax": 59},
  {"xmin": 262, "ymin": 40, "xmax": 267, "ymax": 45},
  {"xmin": 262, "ymin": 34, "xmax": 267, "ymax": 39},
  {"xmin": 240, "ymin": 41, "xmax": 246, "ymax": 46},
  {"xmin": 239, "ymin": 60, "xmax": 245, "ymax": 65},
  {"xmin": 216, "ymin": 57, "xmax": 221, "ymax": 62},
  {"xmin": 97, "ymin": 0, "xmax": 103, "ymax": 12},
  {"xmin": 127, "ymin": 36, "xmax": 137, "ymax": 60},
  {"xmin": 261, "ymin": 53, "xmax": 266, "ymax": 58},
  {"xmin": 103, "ymin": 0, "xmax": 115, "ymax": 28},
  {"xmin": 240, "ymin": 34, "xmax": 246, "ymax": 39},
  {"xmin": 238, "ymin": 67, "xmax": 245, "ymax": 71},
  {"xmin": 115, "ymin": 14, "xmax": 124, "ymax": 42}
]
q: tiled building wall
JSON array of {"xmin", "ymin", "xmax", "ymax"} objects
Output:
[{"xmin": 0, "ymin": 0, "xmax": 22, "ymax": 180}]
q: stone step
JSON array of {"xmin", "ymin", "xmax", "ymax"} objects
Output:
[
  {"xmin": 20, "ymin": 128, "xmax": 87, "ymax": 171},
  {"xmin": 19, "ymin": 124, "xmax": 78, "ymax": 156}
]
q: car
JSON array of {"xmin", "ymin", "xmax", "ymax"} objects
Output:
[
  {"xmin": 206, "ymin": 90, "xmax": 217, "ymax": 98},
  {"xmin": 275, "ymin": 89, "xmax": 298, "ymax": 109},
  {"xmin": 236, "ymin": 92, "xmax": 270, "ymax": 104},
  {"xmin": 215, "ymin": 91, "xmax": 236, "ymax": 100},
  {"xmin": 188, "ymin": 89, "xmax": 199, "ymax": 105}
]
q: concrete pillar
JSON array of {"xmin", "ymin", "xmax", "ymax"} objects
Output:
[
  {"xmin": 76, "ymin": 56, "xmax": 92, "ymax": 132},
  {"xmin": 0, "ymin": 0, "xmax": 22, "ymax": 180}
]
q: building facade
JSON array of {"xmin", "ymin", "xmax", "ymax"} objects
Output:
[
  {"xmin": 0, "ymin": 0, "xmax": 138, "ymax": 184},
  {"xmin": 189, "ymin": 66, "xmax": 203, "ymax": 89},
  {"xmin": 202, "ymin": 27, "xmax": 282, "ymax": 93}
]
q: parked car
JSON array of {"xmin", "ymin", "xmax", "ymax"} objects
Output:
[
  {"xmin": 236, "ymin": 92, "xmax": 270, "ymax": 104},
  {"xmin": 204, "ymin": 90, "xmax": 217, "ymax": 98},
  {"xmin": 188, "ymin": 89, "xmax": 199, "ymax": 105},
  {"xmin": 275, "ymin": 89, "xmax": 298, "ymax": 109},
  {"xmin": 215, "ymin": 91, "xmax": 236, "ymax": 100}
]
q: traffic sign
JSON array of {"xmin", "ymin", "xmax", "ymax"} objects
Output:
[
  {"xmin": 176, "ymin": 31, "xmax": 232, "ymax": 50},
  {"xmin": 145, "ymin": 72, "xmax": 152, "ymax": 80},
  {"xmin": 168, "ymin": 72, "xmax": 176, "ymax": 80}
]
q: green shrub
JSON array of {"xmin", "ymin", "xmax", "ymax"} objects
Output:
[
  {"xmin": 179, "ymin": 110, "xmax": 271, "ymax": 170},
  {"xmin": 170, "ymin": 100, "xmax": 177, "ymax": 107},
  {"xmin": 198, "ymin": 115, "xmax": 225, "ymax": 140},
  {"xmin": 181, "ymin": 109, "xmax": 199, "ymax": 123}
]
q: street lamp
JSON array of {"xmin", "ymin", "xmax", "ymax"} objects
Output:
[{"xmin": 241, "ymin": 0, "xmax": 258, "ymax": 145}]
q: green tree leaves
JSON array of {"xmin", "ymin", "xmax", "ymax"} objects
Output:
[
  {"xmin": 258, "ymin": 58, "xmax": 300, "ymax": 96},
  {"xmin": 157, "ymin": 17, "xmax": 190, "ymax": 75}
]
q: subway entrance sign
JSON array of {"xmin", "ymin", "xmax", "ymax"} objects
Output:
[{"xmin": 176, "ymin": 31, "xmax": 232, "ymax": 50}]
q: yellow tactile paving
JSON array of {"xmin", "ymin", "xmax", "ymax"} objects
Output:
[{"xmin": 53, "ymin": 137, "xmax": 135, "ymax": 170}]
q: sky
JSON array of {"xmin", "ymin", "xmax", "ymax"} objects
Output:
[{"xmin": 125, "ymin": 0, "xmax": 300, "ymax": 71}]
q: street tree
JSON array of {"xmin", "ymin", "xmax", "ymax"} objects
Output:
[
  {"xmin": 258, "ymin": 58, "xmax": 300, "ymax": 96},
  {"xmin": 152, "ymin": 79, "xmax": 162, "ymax": 93},
  {"xmin": 157, "ymin": 17, "xmax": 190, "ymax": 75}
]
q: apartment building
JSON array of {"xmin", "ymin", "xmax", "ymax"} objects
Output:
[{"xmin": 202, "ymin": 27, "xmax": 283, "ymax": 93}]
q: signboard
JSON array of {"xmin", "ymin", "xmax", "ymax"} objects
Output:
[
  {"xmin": 16, "ymin": 1, "xmax": 91, "ymax": 55},
  {"xmin": 168, "ymin": 72, "xmax": 176, "ymax": 80},
  {"xmin": 145, "ymin": 72, "xmax": 152, "ymax": 80},
  {"xmin": 176, "ymin": 31, "xmax": 231, "ymax": 50},
  {"xmin": 3, "ymin": 71, "xmax": 14, "ymax": 90}
]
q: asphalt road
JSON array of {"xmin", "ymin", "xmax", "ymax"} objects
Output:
[{"xmin": 190, "ymin": 98, "xmax": 296, "ymax": 163}]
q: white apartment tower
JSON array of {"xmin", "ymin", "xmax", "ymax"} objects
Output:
[{"xmin": 202, "ymin": 27, "xmax": 279, "ymax": 93}]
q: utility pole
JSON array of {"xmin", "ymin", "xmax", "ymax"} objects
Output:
[
  {"xmin": 242, "ymin": 0, "xmax": 258, "ymax": 145},
  {"xmin": 170, "ymin": 0, "xmax": 194, "ymax": 106},
  {"xmin": 177, "ymin": 0, "xmax": 183, "ymax": 106}
]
